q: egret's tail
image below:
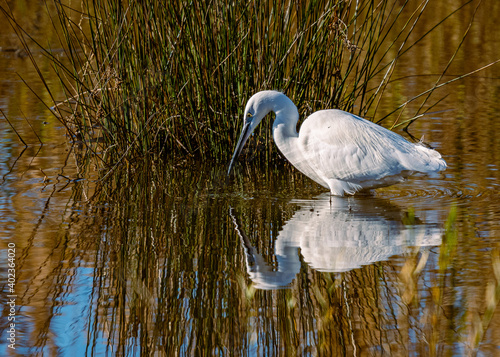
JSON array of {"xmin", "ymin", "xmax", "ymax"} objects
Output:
[{"xmin": 413, "ymin": 145, "xmax": 447, "ymax": 172}]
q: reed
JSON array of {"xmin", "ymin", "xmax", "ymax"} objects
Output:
[{"xmin": 0, "ymin": 0, "xmax": 484, "ymax": 167}]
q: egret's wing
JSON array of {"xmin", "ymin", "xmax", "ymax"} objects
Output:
[{"xmin": 298, "ymin": 110, "xmax": 427, "ymax": 183}]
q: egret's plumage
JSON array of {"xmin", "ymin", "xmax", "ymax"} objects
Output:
[{"xmin": 228, "ymin": 90, "xmax": 446, "ymax": 196}]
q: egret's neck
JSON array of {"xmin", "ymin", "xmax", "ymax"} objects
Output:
[
  {"xmin": 271, "ymin": 97, "xmax": 299, "ymax": 152},
  {"xmin": 256, "ymin": 92, "xmax": 317, "ymax": 185}
]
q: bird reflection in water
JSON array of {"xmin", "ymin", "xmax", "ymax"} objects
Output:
[{"xmin": 230, "ymin": 195, "xmax": 441, "ymax": 290}]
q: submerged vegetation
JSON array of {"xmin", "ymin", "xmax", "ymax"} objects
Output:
[{"xmin": 0, "ymin": 0, "xmax": 494, "ymax": 169}]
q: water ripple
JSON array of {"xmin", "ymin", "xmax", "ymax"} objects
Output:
[{"xmin": 375, "ymin": 180, "xmax": 499, "ymax": 202}]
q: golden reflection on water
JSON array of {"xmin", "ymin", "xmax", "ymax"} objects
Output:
[
  {"xmin": 1, "ymin": 1, "xmax": 500, "ymax": 356},
  {"xmin": 4, "ymin": 157, "xmax": 500, "ymax": 355}
]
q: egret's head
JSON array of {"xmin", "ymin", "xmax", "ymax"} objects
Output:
[{"xmin": 227, "ymin": 91, "xmax": 278, "ymax": 175}]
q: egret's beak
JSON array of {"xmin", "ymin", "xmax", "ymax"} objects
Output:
[{"xmin": 227, "ymin": 121, "xmax": 253, "ymax": 176}]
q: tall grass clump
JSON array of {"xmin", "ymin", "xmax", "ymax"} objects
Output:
[{"xmin": 0, "ymin": 0, "xmax": 487, "ymax": 168}]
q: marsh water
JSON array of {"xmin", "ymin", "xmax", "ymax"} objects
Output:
[{"xmin": 2, "ymin": 2, "xmax": 500, "ymax": 356}]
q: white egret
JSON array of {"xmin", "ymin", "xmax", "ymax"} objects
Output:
[{"xmin": 227, "ymin": 90, "xmax": 446, "ymax": 196}]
